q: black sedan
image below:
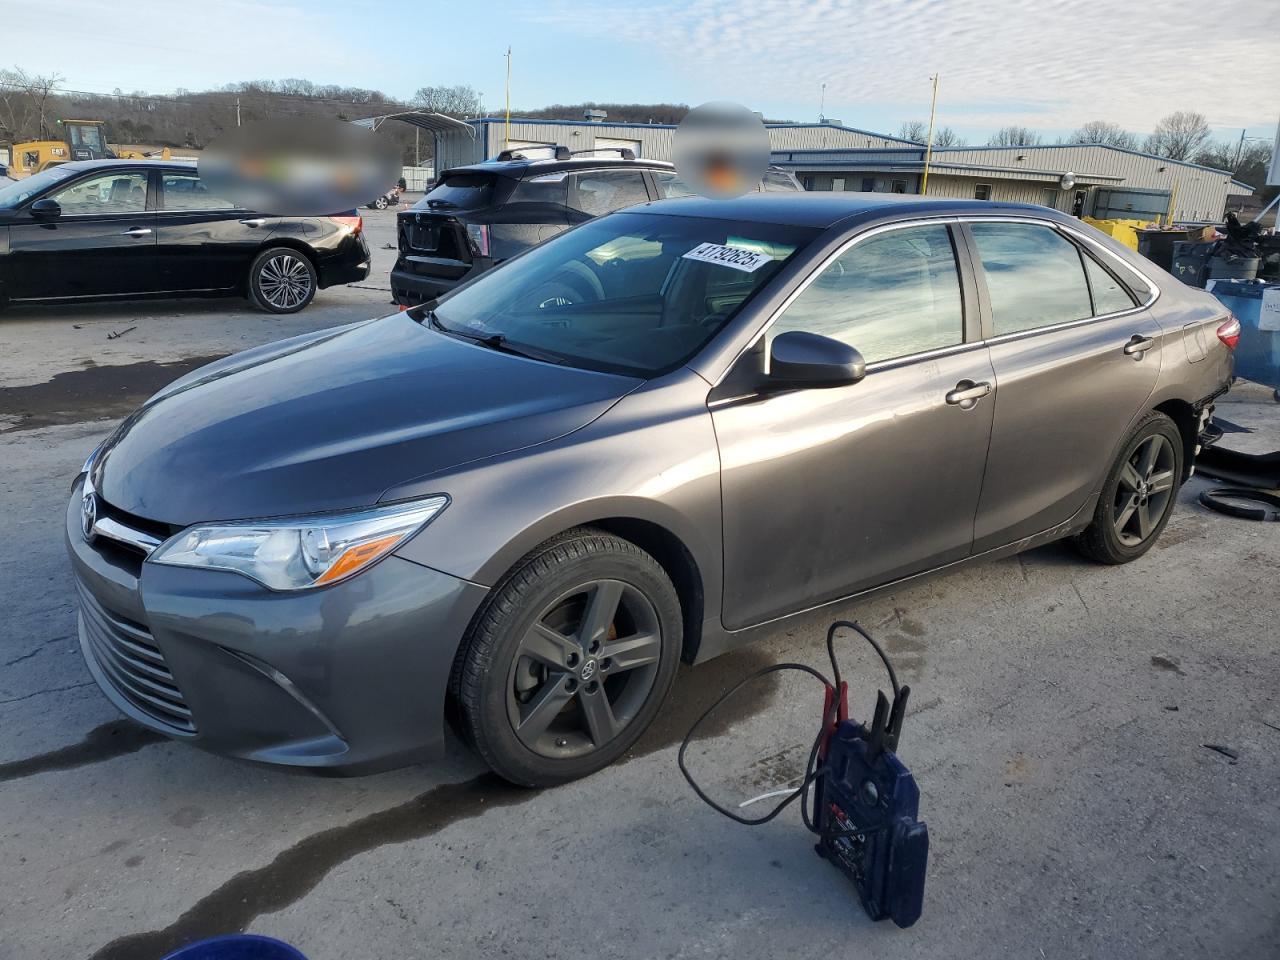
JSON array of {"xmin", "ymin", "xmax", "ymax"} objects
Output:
[{"xmin": 0, "ymin": 160, "xmax": 370, "ymax": 313}]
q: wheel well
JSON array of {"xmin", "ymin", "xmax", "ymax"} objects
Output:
[
  {"xmin": 1154, "ymin": 399, "xmax": 1197, "ymax": 479},
  {"xmin": 250, "ymin": 240, "xmax": 316, "ymax": 277},
  {"xmin": 590, "ymin": 518, "xmax": 705, "ymax": 664}
]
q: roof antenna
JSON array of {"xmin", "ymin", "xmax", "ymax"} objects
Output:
[{"xmin": 819, "ymin": 82, "xmax": 826, "ymax": 123}]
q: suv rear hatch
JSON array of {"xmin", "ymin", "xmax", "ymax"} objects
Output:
[{"xmin": 397, "ymin": 172, "xmax": 512, "ymax": 284}]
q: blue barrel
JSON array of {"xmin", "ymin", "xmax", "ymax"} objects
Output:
[
  {"xmin": 160, "ymin": 934, "xmax": 308, "ymax": 960},
  {"xmin": 1210, "ymin": 280, "xmax": 1280, "ymax": 391}
]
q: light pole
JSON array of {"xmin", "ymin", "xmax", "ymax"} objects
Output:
[{"xmin": 920, "ymin": 74, "xmax": 939, "ymax": 196}]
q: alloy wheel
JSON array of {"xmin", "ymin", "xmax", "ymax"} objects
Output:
[
  {"xmin": 1113, "ymin": 434, "xmax": 1176, "ymax": 546},
  {"xmin": 258, "ymin": 254, "xmax": 313, "ymax": 310},
  {"xmin": 506, "ymin": 578, "xmax": 662, "ymax": 759}
]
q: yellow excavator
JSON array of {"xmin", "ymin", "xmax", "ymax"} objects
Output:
[{"xmin": 5, "ymin": 119, "xmax": 171, "ymax": 178}]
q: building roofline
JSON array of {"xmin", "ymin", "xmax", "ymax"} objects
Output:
[
  {"xmin": 930, "ymin": 142, "xmax": 1244, "ymax": 179},
  {"xmin": 465, "ymin": 116, "xmax": 918, "ymax": 144}
]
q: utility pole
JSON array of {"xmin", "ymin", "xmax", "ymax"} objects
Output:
[
  {"xmin": 1235, "ymin": 127, "xmax": 1246, "ymax": 170},
  {"xmin": 504, "ymin": 46, "xmax": 512, "ymax": 148},
  {"xmin": 236, "ymin": 97, "xmax": 241, "ymax": 127},
  {"xmin": 920, "ymin": 74, "xmax": 939, "ymax": 196}
]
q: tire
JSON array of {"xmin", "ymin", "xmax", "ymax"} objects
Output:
[
  {"xmin": 373, "ymin": 196, "xmax": 389, "ymax": 210},
  {"xmin": 451, "ymin": 527, "xmax": 682, "ymax": 787},
  {"xmin": 1073, "ymin": 411, "xmax": 1184, "ymax": 564},
  {"xmin": 248, "ymin": 247, "xmax": 317, "ymax": 314}
]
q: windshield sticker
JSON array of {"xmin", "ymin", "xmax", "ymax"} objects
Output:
[{"xmin": 681, "ymin": 242, "xmax": 775, "ymax": 273}]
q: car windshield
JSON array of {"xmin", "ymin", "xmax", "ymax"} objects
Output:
[
  {"xmin": 0, "ymin": 166, "xmax": 76, "ymax": 208},
  {"xmin": 431, "ymin": 211, "xmax": 819, "ymax": 377}
]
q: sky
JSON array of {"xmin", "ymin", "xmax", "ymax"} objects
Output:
[{"xmin": 3, "ymin": 0, "xmax": 1278, "ymax": 146}]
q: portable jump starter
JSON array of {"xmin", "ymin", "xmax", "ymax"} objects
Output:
[{"xmin": 678, "ymin": 621, "xmax": 929, "ymax": 928}]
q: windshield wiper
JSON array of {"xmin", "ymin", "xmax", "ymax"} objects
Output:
[{"xmin": 425, "ymin": 313, "xmax": 566, "ymax": 365}]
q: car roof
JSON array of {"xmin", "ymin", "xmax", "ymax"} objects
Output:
[
  {"xmin": 47, "ymin": 158, "xmax": 197, "ymax": 173},
  {"xmin": 627, "ymin": 191, "xmax": 1067, "ymax": 228},
  {"xmin": 443, "ymin": 156, "xmax": 675, "ymax": 179}
]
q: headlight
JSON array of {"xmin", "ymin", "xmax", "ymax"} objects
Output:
[{"xmin": 149, "ymin": 496, "xmax": 448, "ymax": 591}]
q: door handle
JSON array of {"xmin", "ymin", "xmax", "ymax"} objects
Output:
[
  {"xmin": 1123, "ymin": 335, "xmax": 1155, "ymax": 358},
  {"xmin": 945, "ymin": 380, "xmax": 992, "ymax": 409},
  {"xmin": 239, "ymin": 218, "xmax": 268, "ymax": 227},
  {"xmin": 121, "ymin": 227, "xmax": 152, "ymax": 236}
]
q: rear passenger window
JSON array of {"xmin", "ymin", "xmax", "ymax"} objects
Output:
[
  {"xmin": 969, "ymin": 222, "xmax": 1092, "ymax": 335},
  {"xmin": 571, "ymin": 170, "xmax": 650, "ymax": 217},
  {"xmin": 161, "ymin": 172, "xmax": 236, "ymax": 211},
  {"xmin": 769, "ymin": 224, "xmax": 965, "ymax": 364},
  {"xmin": 652, "ymin": 170, "xmax": 695, "ymax": 199},
  {"xmin": 1084, "ymin": 254, "xmax": 1138, "ymax": 314},
  {"xmin": 507, "ymin": 174, "xmax": 568, "ymax": 210}
]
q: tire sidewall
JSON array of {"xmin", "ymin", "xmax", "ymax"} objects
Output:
[
  {"xmin": 250, "ymin": 247, "xmax": 317, "ymax": 314},
  {"xmin": 470, "ymin": 547, "xmax": 681, "ymax": 786},
  {"xmin": 1095, "ymin": 414, "xmax": 1184, "ymax": 560}
]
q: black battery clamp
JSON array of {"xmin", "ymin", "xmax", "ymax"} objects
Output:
[{"xmin": 677, "ymin": 620, "xmax": 929, "ymax": 928}]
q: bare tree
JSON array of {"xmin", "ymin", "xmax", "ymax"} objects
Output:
[
  {"xmin": 0, "ymin": 67, "xmax": 64, "ymax": 140},
  {"xmin": 932, "ymin": 126, "xmax": 966, "ymax": 148},
  {"xmin": 412, "ymin": 85, "xmax": 483, "ymax": 117},
  {"xmin": 1142, "ymin": 111, "xmax": 1210, "ymax": 160},
  {"xmin": 898, "ymin": 120, "xmax": 927, "ymax": 142},
  {"xmin": 987, "ymin": 125, "xmax": 1042, "ymax": 147},
  {"xmin": 1068, "ymin": 120, "xmax": 1138, "ymax": 150}
]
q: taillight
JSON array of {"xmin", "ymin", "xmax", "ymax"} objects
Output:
[
  {"xmin": 1216, "ymin": 315, "xmax": 1240, "ymax": 351},
  {"xmin": 332, "ymin": 214, "xmax": 362, "ymax": 236},
  {"xmin": 465, "ymin": 223, "xmax": 490, "ymax": 258}
]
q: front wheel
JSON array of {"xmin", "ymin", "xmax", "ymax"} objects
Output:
[
  {"xmin": 451, "ymin": 528, "xmax": 682, "ymax": 787},
  {"xmin": 1073, "ymin": 411, "xmax": 1183, "ymax": 564},
  {"xmin": 248, "ymin": 247, "xmax": 317, "ymax": 314}
]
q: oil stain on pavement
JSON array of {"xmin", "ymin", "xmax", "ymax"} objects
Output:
[
  {"xmin": 0, "ymin": 355, "xmax": 226, "ymax": 433},
  {"xmin": 89, "ymin": 647, "xmax": 781, "ymax": 960},
  {"xmin": 0, "ymin": 719, "xmax": 166, "ymax": 783}
]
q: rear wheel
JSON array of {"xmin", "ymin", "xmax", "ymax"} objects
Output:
[
  {"xmin": 452, "ymin": 528, "xmax": 682, "ymax": 786},
  {"xmin": 1074, "ymin": 411, "xmax": 1183, "ymax": 564},
  {"xmin": 248, "ymin": 247, "xmax": 317, "ymax": 314},
  {"xmin": 373, "ymin": 195, "xmax": 389, "ymax": 210}
]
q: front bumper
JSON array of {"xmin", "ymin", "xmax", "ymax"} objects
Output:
[{"xmin": 65, "ymin": 479, "xmax": 487, "ymax": 774}]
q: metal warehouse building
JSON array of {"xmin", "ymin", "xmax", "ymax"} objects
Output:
[{"xmin": 418, "ymin": 114, "xmax": 1252, "ymax": 223}]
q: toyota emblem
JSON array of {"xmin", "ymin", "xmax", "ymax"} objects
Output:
[
  {"xmin": 580, "ymin": 658, "xmax": 597, "ymax": 681},
  {"xmin": 80, "ymin": 492, "xmax": 97, "ymax": 541}
]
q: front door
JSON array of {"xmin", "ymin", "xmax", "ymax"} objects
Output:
[
  {"xmin": 712, "ymin": 222, "xmax": 996, "ymax": 629},
  {"xmin": 963, "ymin": 220, "xmax": 1162, "ymax": 551},
  {"xmin": 7, "ymin": 169, "xmax": 157, "ymax": 299}
]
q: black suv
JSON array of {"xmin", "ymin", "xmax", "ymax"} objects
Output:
[{"xmin": 390, "ymin": 147, "xmax": 801, "ymax": 306}]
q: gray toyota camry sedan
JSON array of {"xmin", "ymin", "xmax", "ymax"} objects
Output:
[{"xmin": 67, "ymin": 192, "xmax": 1235, "ymax": 786}]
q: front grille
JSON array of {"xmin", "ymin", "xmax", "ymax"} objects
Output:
[{"xmin": 77, "ymin": 584, "xmax": 196, "ymax": 733}]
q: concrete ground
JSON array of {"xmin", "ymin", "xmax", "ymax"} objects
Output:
[{"xmin": 1, "ymin": 212, "xmax": 1277, "ymax": 960}]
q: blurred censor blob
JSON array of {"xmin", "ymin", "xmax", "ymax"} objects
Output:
[
  {"xmin": 199, "ymin": 118, "xmax": 399, "ymax": 216},
  {"xmin": 673, "ymin": 102, "xmax": 770, "ymax": 199}
]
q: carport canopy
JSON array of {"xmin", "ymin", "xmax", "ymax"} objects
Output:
[{"xmin": 348, "ymin": 111, "xmax": 476, "ymax": 137}]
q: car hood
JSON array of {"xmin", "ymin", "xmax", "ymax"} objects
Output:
[{"xmin": 95, "ymin": 313, "xmax": 640, "ymax": 525}]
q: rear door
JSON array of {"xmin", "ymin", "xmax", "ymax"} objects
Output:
[
  {"xmin": 962, "ymin": 218, "xmax": 1161, "ymax": 551},
  {"xmin": 154, "ymin": 168, "xmax": 278, "ymax": 292},
  {"xmin": 7, "ymin": 169, "xmax": 157, "ymax": 299}
]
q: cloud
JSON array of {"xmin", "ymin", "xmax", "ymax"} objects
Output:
[{"xmin": 528, "ymin": 0, "xmax": 1280, "ymax": 133}]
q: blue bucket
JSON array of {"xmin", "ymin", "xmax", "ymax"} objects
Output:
[{"xmin": 160, "ymin": 934, "xmax": 308, "ymax": 960}]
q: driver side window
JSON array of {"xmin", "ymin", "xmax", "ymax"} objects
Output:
[
  {"xmin": 51, "ymin": 172, "xmax": 149, "ymax": 215},
  {"xmin": 769, "ymin": 224, "xmax": 965, "ymax": 364}
]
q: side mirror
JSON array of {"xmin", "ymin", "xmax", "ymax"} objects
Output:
[
  {"xmin": 30, "ymin": 198, "xmax": 61, "ymax": 220},
  {"xmin": 767, "ymin": 330, "xmax": 866, "ymax": 391}
]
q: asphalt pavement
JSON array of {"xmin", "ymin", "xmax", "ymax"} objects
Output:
[{"xmin": 1, "ymin": 207, "xmax": 1277, "ymax": 959}]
